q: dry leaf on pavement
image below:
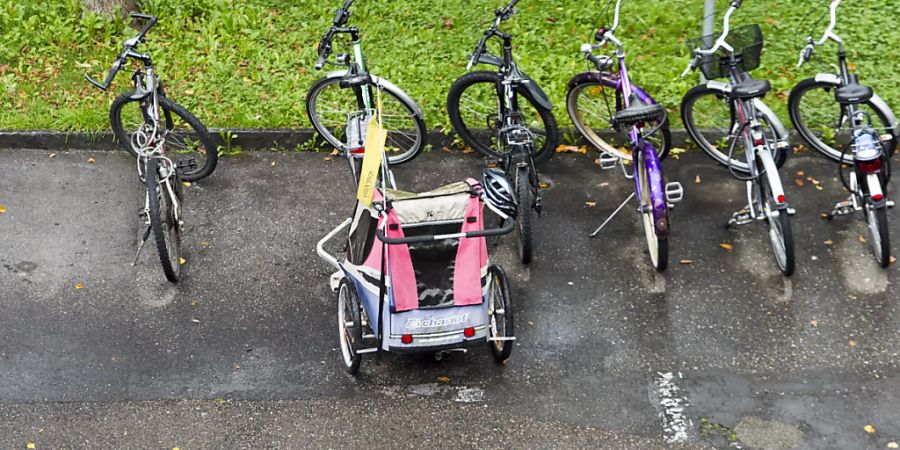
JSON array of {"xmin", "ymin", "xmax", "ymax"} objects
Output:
[
  {"xmin": 719, "ymin": 243, "xmax": 734, "ymax": 251},
  {"xmin": 864, "ymin": 424, "xmax": 876, "ymax": 433},
  {"xmin": 87, "ymin": 157, "xmax": 96, "ymax": 164},
  {"xmin": 585, "ymin": 201, "xmax": 597, "ymax": 208},
  {"xmin": 75, "ymin": 283, "xmax": 84, "ymax": 289},
  {"xmin": 849, "ymin": 340, "xmax": 858, "ymax": 348},
  {"xmin": 695, "ymin": 175, "xmax": 701, "ymax": 184},
  {"xmin": 824, "ymin": 240, "xmax": 834, "ymax": 246},
  {"xmin": 680, "ymin": 259, "xmax": 694, "ymax": 265}
]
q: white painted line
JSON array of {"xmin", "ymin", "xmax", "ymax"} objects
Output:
[{"xmin": 654, "ymin": 371, "xmax": 694, "ymax": 444}]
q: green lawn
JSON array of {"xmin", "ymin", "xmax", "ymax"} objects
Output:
[{"xmin": 0, "ymin": 0, "xmax": 897, "ymax": 133}]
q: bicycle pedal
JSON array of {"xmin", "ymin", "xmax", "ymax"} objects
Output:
[
  {"xmin": 726, "ymin": 209, "xmax": 753, "ymax": 228},
  {"xmin": 599, "ymin": 153, "xmax": 619, "ymax": 170},
  {"xmin": 665, "ymin": 182, "xmax": 684, "ymax": 204}
]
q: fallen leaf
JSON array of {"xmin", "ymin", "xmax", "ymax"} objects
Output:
[
  {"xmin": 556, "ymin": 144, "xmax": 581, "ymax": 153},
  {"xmin": 680, "ymin": 259, "xmax": 694, "ymax": 265},
  {"xmin": 887, "ymin": 441, "xmax": 898, "ymax": 448},
  {"xmin": 695, "ymin": 175, "xmax": 702, "ymax": 184},
  {"xmin": 815, "ymin": 184, "xmax": 823, "ymax": 190},
  {"xmin": 87, "ymin": 157, "xmax": 96, "ymax": 164},
  {"xmin": 584, "ymin": 201, "xmax": 597, "ymax": 208},
  {"xmin": 849, "ymin": 340, "xmax": 857, "ymax": 348},
  {"xmin": 719, "ymin": 243, "xmax": 734, "ymax": 251},
  {"xmin": 890, "ymin": 256, "xmax": 897, "ymax": 265},
  {"xmin": 49, "ymin": 153, "xmax": 57, "ymax": 158},
  {"xmin": 864, "ymin": 424, "xmax": 875, "ymax": 433},
  {"xmin": 593, "ymin": 158, "xmax": 601, "ymax": 165},
  {"xmin": 191, "ymin": 319, "xmax": 200, "ymax": 324},
  {"xmin": 271, "ymin": 161, "xmax": 276, "ymax": 167},
  {"xmin": 441, "ymin": 146, "xmax": 452, "ymax": 153},
  {"xmin": 462, "ymin": 147, "xmax": 475, "ymax": 154},
  {"xmin": 528, "ymin": 321, "xmax": 534, "ymax": 326},
  {"xmin": 824, "ymin": 240, "xmax": 834, "ymax": 246},
  {"xmin": 600, "ymin": 182, "xmax": 610, "ymax": 187},
  {"xmin": 538, "ymin": 182, "xmax": 551, "ymax": 189},
  {"xmin": 796, "ymin": 170, "xmax": 805, "ymax": 176},
  {"xmin": 794, "ymin": 179, "xmax": 805, "ymax": 187},
  {"xmin": 27, "ymin": 443, "xmax": 35, "ymax": 450},
  {"xmin": 859, "ymin": 235, "xmax": 867, "ymax": 243},
  {"xmin": 179, "ymin": 257, "xmax": 186, "ymax": 265},
  {"xmin": 330, "ymin": 149, "xmax": 340, "ymax": 156},
  {"xmin": 0, "ymin": 205, "xmax": 7, "ymax": 213},
  {"xmin": 820, "ymin": 213, "xmax": 829, "ymax": 218},
  {"xmin": 74, "ymin": 282, "xmax": 84, "ymax": 289},
  {"xmin": 809, "ymin": 319, "xmax": 818, "ymax": 327},
  {"xmin": 182, "ymin": 181, "xmax": 192, "ymax": 187},
  {"xmin": 437, "ymin": 375, "xmax": 450, "ymax": 383},
  {"xmin": 323, "ymin": 157, "xmax": 332, "ymax": 161},
  {"xmin": 200, "ymin": 241, "xmax": 210, "ymax": 248}
]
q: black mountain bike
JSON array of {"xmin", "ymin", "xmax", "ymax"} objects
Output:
[
  {"xmin": 790, "ymin": 0, "xmax": 897, "ymax": 267},
  {"xmin": 86, "ymin": 14, "xmax": 214, "ymax": 282},
  {"xmin": 306, "ymin": 0, "xmax": 426, "ymax": 166},
  {"xmin": 447, "ymin": 0, "xmax": 557, "ymax": 264}
]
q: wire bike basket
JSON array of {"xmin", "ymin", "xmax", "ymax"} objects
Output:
[{"xmin": 686, "ymin": 24, "xmax": 764, "ymax": 80}]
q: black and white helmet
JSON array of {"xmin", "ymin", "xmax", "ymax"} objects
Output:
[{"xmin": 481, "ymin": 168, "xmax": 517, "ymax": 218}]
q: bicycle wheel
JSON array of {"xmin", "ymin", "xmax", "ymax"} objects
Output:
[
  {"xmin": 789, "ymin": 78, "xmax": 897, "ymax": 162},
  {"xmin": 111, "ymin": 93, "xmax": 218, "ymax": 182},
  {"xmin": 306, "ymin": 75, "xmax": 426, "ymax": 165},
  {"xmin": 487, "ymin": 265, "xmax": 514, "ymax": 362},
  {"xmin": 515, "ymin": 168, "xmax": 534, "ymax": 264},
  {"xmin": 337, "ymin": 278, "xmax": 363, "ymax": 374},
  {"xmin": 757, "ymin": 164, "xmax": 795, "ymax": 276},
  {"xmin": 682, "ymin": 85, "xmax": 787, "ymax": 174},
  {"xmin": 145, "ymin": 157, "xmax": 182, "ymax": 283},
  {"xmin": 567, "ymin": 77, "xmax": 671, "ymax": 161},
  {"xmin": 864, "ymin": 201, "xmax": 891, "ymax": 268},
  {"xmin": 637, "ymin": 156, "xmax": 669, "ymax": 272},
  {"xmin": 447, "ymin": 71, "xmax": 559, "ymax": 164}
]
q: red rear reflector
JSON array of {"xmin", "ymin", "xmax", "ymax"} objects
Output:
[
  {"xmin": 777, "ymin": 194, "xmax": 785, "ymax": 203},
  {"xmin": 754, "ymin": 139, "xmax": 764, "ymax": 146},
  {"xmin": 350, "ymin": 147, "xmax": 365, "ymax": 154},
  {"xmin": 873, "ymin": 193, "xmax": 884, "ymax": 202},
  {"xmin": 858, "ymin": 159, "xmax": 881, "ymax": 173},
  {"xmin": 463, "ymin": 327, "xmax": 476, "ymax": 338},
  {"xmin": 401, "ymin": 334, "xmax": 413, "ymax": 344}
]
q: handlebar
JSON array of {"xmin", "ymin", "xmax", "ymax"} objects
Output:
[
  {"xmin": 797, "ymin": 0, "xmax": 842, "ymax": 67},
  {"xmin": 681, "ymin": 3, "xmax": 740, "ymax": 77},
  {"xmin": 375, "ymin": 214, "xmax": 516, "ymax": 245},
  {"xmin": 84, "ymin": 13, "xmax": 157, "ymax": 91},
  {"xmin": 315, "ymin": 1, "xmax": 359, "ymax": 71},
  {"xmin": 467, "ymin": 0, "xmax": 521, "ymax": 70}
]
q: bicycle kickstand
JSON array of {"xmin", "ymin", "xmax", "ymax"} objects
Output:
[
  {"xmin": 133, "ymin": 225, "xmax": 152, "ymax": 266},
  {"xmin": 589, "ymin": 192, "xmax": 636, "ymax": 238}
]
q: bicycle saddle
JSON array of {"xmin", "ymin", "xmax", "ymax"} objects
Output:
[
  {"xmin": 834, "ymin": 83, "xmax": 873, "ymax": 105},
  {"xmin": 730, "ymin": 78, "xmax": 770, "ymax": 99},
  {"xmin": 614, "ymin": 95, "xmax": 665, "ymax": 125}
]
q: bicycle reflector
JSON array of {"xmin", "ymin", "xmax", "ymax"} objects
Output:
[
  {"xmin": 401, "ymin": 334, "xmax": 413, "ymax": 344},
  {"xmin": 857, "ymin": 158, "xmax": 882, "ymax": 174},
  {"xmin": 463, "ymin": 327, "xmax": 476, "ymax": 338}
]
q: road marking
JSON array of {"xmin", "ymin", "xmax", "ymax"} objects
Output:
[{"xmin": 653, "ymin": 371, "xmax": 693, "ymax": 444}]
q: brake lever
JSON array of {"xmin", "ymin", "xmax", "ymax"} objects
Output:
[{"xmin": 681, "ymin": 55, "xmax": 699, "ymax": 78}]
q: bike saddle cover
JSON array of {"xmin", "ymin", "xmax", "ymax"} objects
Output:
[
  {"xmin": 835, "ymin": 83, "xmax": 873, "ymax": 105},
  {"xmin": 730, "ymin": 78, "xmax": 771, "ymax": 99},
  {"xmin": 614, "ymin": 94, "xmax": 665, "ymax": 125}
]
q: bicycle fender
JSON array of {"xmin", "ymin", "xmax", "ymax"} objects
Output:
[
  {"xmin": 477, "ymin": 53, "xmax": 504, "ymax": 67},
  {"xmin": 566, "ymin": 71, "xmax": 616, "ymax": 91},
  {"xmin": 519, "ymin": 70, "xmax": 553, "ymax": 110},
  {"xmin": 753, "ymin": 99, "xmax": 790, "ymax": 141},
  {"xmin": 322, "ymin": 70, "xmax": 424, "ymax": 119},
  {"xmin": 871, "ymin": 94, "xmax": 899, "ymax": 135},
  {"xmin": 813, "ymin": 73, "xmax": 841, "ymax": 86}
]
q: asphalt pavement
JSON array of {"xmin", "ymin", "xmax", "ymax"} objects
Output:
[{"xmin": 0, "ymin": 147, "xmax": 898, "ymax": 449}]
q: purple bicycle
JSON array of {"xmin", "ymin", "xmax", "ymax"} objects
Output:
[{"xmin": 566, "ymin": 0, "xmax": 683, "ymax": 272}]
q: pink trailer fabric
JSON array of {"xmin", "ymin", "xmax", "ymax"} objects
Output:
[
  {"xmin": 454, "ymin": 186, "xmax": 488, "ymax": 306},
  {"xmin": 384, "ymin": 209, "xmax": 419, "ymax": 312}
]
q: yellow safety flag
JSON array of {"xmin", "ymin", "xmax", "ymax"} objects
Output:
[{"xmin": 356, "ymin": 90, "xmax": 386, "ymax": 206}]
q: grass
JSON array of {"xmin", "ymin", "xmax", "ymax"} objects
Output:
[{"xmin": 0, "ymin": 0, "xmax": 897, "ymax": 132}]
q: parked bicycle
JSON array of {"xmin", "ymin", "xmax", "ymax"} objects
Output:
[
  {"xmin": 306, "ymin": 0, "xmax": 426, "ymax": 166},
  {"xmin": 790, "ymin": 0, "xmax": 897, "ymax": 267},
  {"xmin": 566, "ymin": 0, "xmax": 683, "ymax": 271},
  {"xmin": 85, "ymin": 14, "xmax": 214, "ymax": 282},
  {"xmin": 447, "ymin": 0, "xmax": 557, "ymax": 264},
  {"xmin": 681, "ymin": 0, "xmax": 795, "ymax": 276}
]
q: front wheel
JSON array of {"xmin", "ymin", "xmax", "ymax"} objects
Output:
[
  {"xmin": 306, "ymin": 75, "xmax": 426, "ymax": 165},
  {"xmin": 488, "ymin": 265, "xmax": 514, "ymax": 362},
  {"xmin": 515, "ymin": 168, "xmax": 534, "ymax": 264},
  {"xmin": 788, "ymin": 78, "xmax": 897, "ymax": 162},
  {"xmin": 864, "ymin": 202, "xmax": 891, "ymax": 268},
  {"xmin": 681, "ymin": 85, "xmax": 787, "ymax": 174},
  {"xmin": 637, "ymin": 156, "xmax": 669, "ymax": 272},
  {"xmin": 758, "ymin": 168, "xmax": 795, "ymax": 276},
  {"xmin": 447, "ymin": 71, "xmax": 558, "ymax": 164},
  {"xmin": 111, "ymin": 93, "xmax": 218, "ymax": 182},
  {"xmin": 145, "ymin": 157, "xmax": 182, "ymax": 283}
]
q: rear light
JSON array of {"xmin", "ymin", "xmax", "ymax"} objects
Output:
[
  {"xmin": 858, "ymin": 159, "xmax": 882, "ymax": 174},
  {"xmin": 350, "ymin": 147, "xmax": 365, "ymax": 155},
  {"xmin": 754, "ymin": 138, "xmax": 764, "ymax": 146},
  {"xmin": 777, "ymin": 194, "xmax": 785, "ymax": 204},
  {"xmin": 401, "ymin": 334, "xmax": 413, "ymax": 344},
  {"xmin": 463, "ymin": 327, "xmax": 476, "ymax": 338},
  {"xmin": 873, "ymin": 193, "xmax": 884, "ymax": 202}
]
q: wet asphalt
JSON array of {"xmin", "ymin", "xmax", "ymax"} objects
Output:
[{"xmin": 0, "ymin": 147, "xmax": 897, "ymax": 449}]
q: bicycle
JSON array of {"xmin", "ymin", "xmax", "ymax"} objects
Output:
[
  {"xmin": 447, "ymin": 0, "xmax": 555, "ymax": 264},
  {"xmin": 85, "ymin": 14, "xmax": 210, "ymax": 282},
  {"xmin": 306, "ymin": 0, "xmax": 426, "ymax": 166},
  {"xmin": 790, "ymin": 0, "xmax": 897, "ymax": 267},
  {"xmin": 566, "ymin": 0, "xmax": 684, "ymax": 272},
  {"xmin": 681, "ymin": 0, "xmax": 795, "ymax": 276}
]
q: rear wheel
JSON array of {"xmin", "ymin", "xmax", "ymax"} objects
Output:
[
  {"xmin": 637, "ymin": 157, "xmax": 669, "ymax": 272},
  {"xmin": 681, "ymin": 85, "xmax": 787, "ymax": 174},
  {"xmin": 111, "ymin": 93, "xmax": 218, "ymax": 182},
  {"xmin": 337, "ymin": 279, "xmax": 363, "ymax": 374},
  {"xmin": 515, "ymin": 168, "xmax": 534, "ymax": 264},
  {"xmin": 864, "ymin": 202, "xmax": 891, "ymax": 268},
  {"xmin": 757, "ymin": 165, "xmax": 795, "ymax": 276},
  {"xmin": 447, "ymin": 71, "xmax": 558, "ymax": 164},
  {"xmin": 488, "ymin": 265, "xmax": 514, "ymax": 362},
  {"xmin": 567, "ymin": 76, "xmax": 671, "ymax": 161},
  {"xmin": 145, "ymin": 157, "xmax": 182, "ymax": 283}
]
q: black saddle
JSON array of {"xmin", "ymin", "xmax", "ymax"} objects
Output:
[
  {"xmin": 835, "ymin": 83, "xmax": 873, "ymax": 105},
  {"xmin": 614, "ymin": 95, "xmax": 666, "ymax": 125},
  {"xmin": 731, "ymin": 78, "xmax": 771, "ymax": 99}
]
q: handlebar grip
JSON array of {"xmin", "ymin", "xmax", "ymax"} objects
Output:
[
  {"xmin": 129, "ymin": 13, "xmax": 157, "ymax": 41},
  {"xmin": 730, "ymin": 0, "xmax": 742, "ymax": 7},
  {"xmin": 315, "ymin": 54, "xmax": 326, "ymax": 71}
]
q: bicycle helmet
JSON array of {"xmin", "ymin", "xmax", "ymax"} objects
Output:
[{"xmin": 481, "ymin": 168, "xmax": 517, "ymax": 218}]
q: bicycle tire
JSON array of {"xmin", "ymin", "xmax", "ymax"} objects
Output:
[
  {"xmin": 788, "ymin": 78, "xmax": 897, "ymax": 162},
  {"xmin": 145, "ymin": 157, "xmax": 182, "ymax": 282},
  {"xmin": 566, "ymin": 76, "xmax": 671, "ymax": 161},
  {"xmin": 447, "ymin": 71, "xmax": 558, "ymax": 164},
  {"xmin": 337, "ymin": 278, "xmax": 363, "ymax": 374},
  {"xmin": 306, "ymin": 75, "xmax": 426, "ymax": 165},
  {"xmin": 865, "ymin": 202, "xmax": 891, "ymax": 268},
  {"xmin": 488, "ymin": 265, "xmax": 514, "ymax": 362},
  {"xmin": 111, "ymin": 93, "xmax": 218, "ymax": 182},
  {"xmin": 758, "ymin": 163, "xmax": 795, "ymax": 276},
  {"xmin": 681, "ymin": 85, "xmax": 787, "ymax": 175},
  {"xmin": 638, "ymin": 159, "xmax": 669, "ymax": 272},
  {"xmin": 515, "ymin": 168, "xmax": 534, "ymax": 265}
]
